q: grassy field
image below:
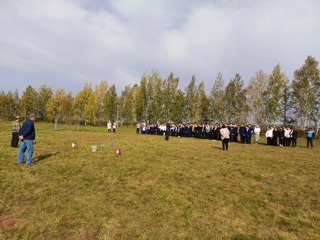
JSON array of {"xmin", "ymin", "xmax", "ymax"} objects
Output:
[{"xmin": 0, "ymin": 121, "xmax": 320, "ymax": 240}]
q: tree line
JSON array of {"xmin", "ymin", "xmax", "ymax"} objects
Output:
[{"xmin": 0, "ymin": 56, "xmax": 319, "ymax": 130}]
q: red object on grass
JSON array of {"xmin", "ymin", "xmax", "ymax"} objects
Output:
[{"xmin": 116, "ymin": 148, "xmax": 121, "ymax": 156}]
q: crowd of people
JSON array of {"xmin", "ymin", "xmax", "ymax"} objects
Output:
[
  {"xmin": 265, "ymin": 126, "xmax": 299, "ymax": 147},
  {"xmin": 136, "ymin": 122, "xmax": 316, "ymax": 150},
  {"xmin": 10, "ymin": 117, "xmax": 317, "ymax": 166}
]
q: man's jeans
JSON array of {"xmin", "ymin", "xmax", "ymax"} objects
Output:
[{"xmin": 17, "ymin": 140, "xmax": 34, "ymax": 165}]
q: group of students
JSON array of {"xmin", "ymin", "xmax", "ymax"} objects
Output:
[
  {"xmin": 136, "ymin": 122, "xmax": 317, "ymax": 150},
  {"xmin": 265, "ymin": 126, "xmax": 299, "ymax": 147},
  {"xmin": 137, "ymin": 122, "xmax": 258, "ymax": 143},
  {"xmin": 136, "ymin": 122, "xmax": 244, "ymax": 140},
  {"xmin": 11, "ymin": 117, "xmax": 316, "ymax": 166},
  {"xmin": 265, "ymin": 125, "xmax": 316, "ymax": 148}
]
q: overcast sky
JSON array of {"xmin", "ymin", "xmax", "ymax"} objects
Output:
[{"xmin": 1, "ymin": 0, "xmax": 319, "ymax": 95}]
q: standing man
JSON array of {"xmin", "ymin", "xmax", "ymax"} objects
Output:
[
  {"xmin": 272, "ymin": 126, "xmax": 279, "ymax": 146},
  {"xmin": 291, "ymin": 127, "xmax": 298, "ymax": 147},
  {"xmin": 220, "ymin": 124, "xmax": 230, "ymax": 150},
  {"xmin": 239, "ymin": 125, "xmax": 246, "ymax": 144},
  {"xmin": 306, "ymin": 128, "xmax": 315, "ymax": 149},
  {"xmin": 245, "ymin": 125, "xmax": 253, "ymax": 144},
  {"xmin": 165, "ymin": 120, "xmax": 171, "ymax": 141},
  {"xmin": 265, "ymin": 126, "xmax": 273, "ymax": 145},
  {"xmin": 11, "ymin": 116, "xmax": 21, "ymax": 147},
  {"xmin": 17, "ymin": 114, "xmax": 36, "ymax": 166},
  {"xmin": 228, "ymin": 124, "xmax": 234, "ymax": 142},
  {"xmin": 253, "ymin": 124, "xmax": 261, "ymax": 144}
]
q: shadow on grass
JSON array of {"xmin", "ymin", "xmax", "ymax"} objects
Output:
[
  {"xmin": 34, "ymin": 152, "xmax": 60, "ymax": 163},
  {"xmin": 212, "ymin": 145, "xmax": 222, "ymax": 150}
]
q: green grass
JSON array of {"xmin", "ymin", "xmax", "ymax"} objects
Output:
[{"xmin": 1, "ymin": 121, "xmax": 320, "ymax": 239}]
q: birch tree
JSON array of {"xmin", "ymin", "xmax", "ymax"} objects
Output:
[
  {"xmin": 263, "ymin": 65, "xmax": 288, "ymax": 124},
  {"xmin": 291, "ymin": 56, "xmax": 320, "ymax": 129},
  {"xmin": 246, "ymin": 70, "xmax": 268, "ymax": 124},
  {"xmin": 224, "ymin": 73, "xmax": 248, "ymax": 123},
  {"xmin": 209, "ymin": 73, "xmax": 225, "ymax": 123}
]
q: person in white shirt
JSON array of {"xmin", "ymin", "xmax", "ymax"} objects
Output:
[
  {"xmin": 107, "ymin": 121, "xmax": 112, "ymax": 133},
  {"xmin": 254, "ymin": 125, "xmax": 261, "ymax": 144},
  {"xmin": 265, "ymin": 127, "xmax": 273, "ymax": 145},
  {"xmin": 220, "ymin": 124, "xmax": 230, "ymax": 150},
  {"xmin": 284, "ymin": 127, "xmax": 291, "ymax": 146},
  {"xmin": 112, "ymin": 122, "xmax": 117, "ymax": 133}
]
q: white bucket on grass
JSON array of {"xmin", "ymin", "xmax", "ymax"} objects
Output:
[{"xmin": 91, "ymin": 145, "xmax": 98, "ymax": 153}]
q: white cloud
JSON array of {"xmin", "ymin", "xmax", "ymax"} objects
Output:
[{"xmin": 0, "ymin": 0, "xmax": 320, "ymax": 94}]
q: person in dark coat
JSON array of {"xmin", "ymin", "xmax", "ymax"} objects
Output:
[
  {"xmin": 17, "ymin": 113, "xmax": 36, "ymax": 166},
  {"xmin": 11, "ymin": 116, "xmax": 21, "ymax": 147},
  {"xmin": 165, "ymin": 120, "xmax": 171, "ymax": 141},
  {"xmin": 239, "ymin": 125, "xmax": 246, "ymax": 143},
  {"xmin": 278, "ymin": 127, "xmax": 285, "ymax": 146},
  {"xmin": 228, "ymin": 124, "xmax": 233, "ymax": 142},
  {"xmin": 291, "ymin": 127, "xmax": 298, "ymax": 147},
  {"xmin": 272, "ymin": 126, "xmax": 279, "ymax": 146},
  {"xmin": 233, "ymin": 124, "xmax": 239, "ymax": 142},
  {"xmin": 230, "ymin": 124, "xmax": 238, "ymax": 142}
]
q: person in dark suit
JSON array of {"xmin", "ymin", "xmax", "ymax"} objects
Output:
[
  {"xmin": 278, "ymin": 127, "xmax": 285, "ymax": 146},
  {"xmin": 228, "ymin": 124, "xmax": 233, "ymax": 142},
  {"xmin": 272, "ymin": 126, "xmax": 279, "ymax": 146},
  {"xmin": 291, "ymin": 127, "xmax": 298, "ymax": 147},
  {"xmin": 239, "ymin": 125, "xmax": 246, "ymax": 144},
  {"xmin": 165, "ymin": 120, "xmax": 171, "ymax": 141},
  {"xmin": 245, "ymin": 125, "xmax": 253, "ymax": 144}
]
